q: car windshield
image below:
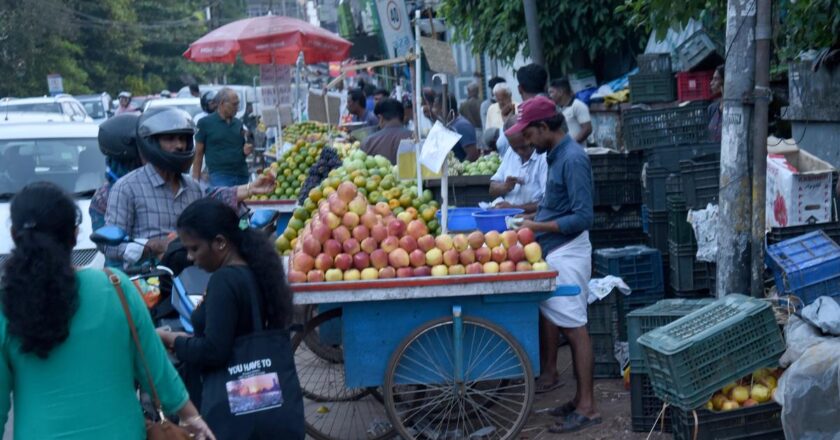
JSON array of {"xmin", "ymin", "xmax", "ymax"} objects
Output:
[
  {"xmin": 0, "ymin": 103, "xmax": 62, "ymax": 114},
  {"xmin": 82, "ymin": 100, "xmax": 106, "ymax": 119},
  {"xmin": 0, "ymin": 138, "xmax": 105, "ymax": 199},
  {"xmin": 170, "ymin": 104, "xmax": 202, "ymax": 117}
]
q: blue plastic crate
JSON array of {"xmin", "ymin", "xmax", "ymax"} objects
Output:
[
  {"xmin": 765, "ymin": 230, "xmax": 840, "ymax": 306},
  {"xmin": 594, "ymin": 245, "xmax": 664, "ymax": 297}
]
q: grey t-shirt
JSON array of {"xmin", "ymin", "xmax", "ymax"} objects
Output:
[{"xmin": 360, "ymin": 125, "xmax": 413, "ymax": 164}]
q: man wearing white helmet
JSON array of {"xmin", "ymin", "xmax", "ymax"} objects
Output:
[{"xmin": 114, "ymin": 91, "xmax": 138, "ymax": 115}]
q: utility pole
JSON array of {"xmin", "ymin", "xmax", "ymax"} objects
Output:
[
  {"xmin": 717, "ymin": 0, "xmax": 756, "ymax": 297},
  {"xmin": 522, "ymin": 0, "xmax": 544, "ymax": 66},
  {"xmin": 750, "ymin": 0, "xmax": 771, "ymax": 298}
]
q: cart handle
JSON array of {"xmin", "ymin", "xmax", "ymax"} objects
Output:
[{"xmin": 553, "ymin": 285, "xmax": 581, "ymax": 297}]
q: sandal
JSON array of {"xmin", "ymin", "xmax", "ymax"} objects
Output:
[
  {"xmin": 548, "ymin": 411, "xmax": 602, "ymax": 434},
  {"xmin": 534, "ymin": 378, "xmax": 563, "ymax": 394},
  {"xmin": 547, "ymin": 401, "xmax": 576, "ymax": 417}
]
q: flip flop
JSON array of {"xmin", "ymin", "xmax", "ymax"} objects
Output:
[
  {"xmin": 548, "ymin": 411, "xmax": 602, "ymax": 434},
  {"xmin": 535, "ymin": 378, "xmax": 563, "ymax": 394},
  {"xmin": 547, "ymin": 401, "xmax": 576, "ymax": 418}
]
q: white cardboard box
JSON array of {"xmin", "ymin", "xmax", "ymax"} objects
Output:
[{"xmin": 766, "ymin": 142, "xmax": 835, "ymax": 228}]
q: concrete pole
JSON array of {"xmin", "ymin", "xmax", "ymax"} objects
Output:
[
  {"xmin": 750, "ymin": 0, "xmax": 771, "ymax": 297},
  {"xmin": 522, "ymin": 0, "xmax": 545, "ymax": 66},
  {"xmin": 717, "ymin": 0, "xmax": 756, "ymax": 297}
]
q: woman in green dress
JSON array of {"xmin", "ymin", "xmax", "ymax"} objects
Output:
[{"xmin": 0, "ymin": 182, "xmax": 214, "ymax": 440}]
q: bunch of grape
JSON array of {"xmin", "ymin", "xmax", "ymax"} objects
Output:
[{"xmin": 297, "ymin": 147, "xmax": 343, "ymax": 204}]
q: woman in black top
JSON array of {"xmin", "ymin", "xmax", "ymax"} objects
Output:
[{"xmin": 157, "ymin": 198, "xmax": 300, "ymax": 439}]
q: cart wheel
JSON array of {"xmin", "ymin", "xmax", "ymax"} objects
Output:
[
  {"xmin": 292, "ymin": 307, "xmax": 395, "ymax": 440},
  {"xmin": 295, "ymin": 305, "xmax": 343, "ymax": 363},
  {"xmin": 384, "ymin": 316, "xmax": 534, "ymax": 440}
]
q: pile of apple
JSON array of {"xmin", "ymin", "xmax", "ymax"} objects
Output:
[
  {"xmin": 703, "ymin": 367, "xmax": 783, "ymax": 412},
  {"xmin": 287, "ymin": 181, "xmax": 549, "ymax": 283}
]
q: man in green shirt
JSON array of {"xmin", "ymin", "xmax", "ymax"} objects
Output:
[{"xmin": 193, "ymin": 88, "xmax": 253, "ymax": 186}]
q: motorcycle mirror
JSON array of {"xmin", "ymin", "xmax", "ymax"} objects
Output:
[
  {"xmin": 249, "ymin": 209, "xmax": 279, "ymax": 229},
  {"xmin": 90, "ymin": 225, "xmax": 129, "ymax": 246}
]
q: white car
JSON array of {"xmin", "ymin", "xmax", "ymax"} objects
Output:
[
  {"xmin": 0, "ymin": 122, "xmax": 106, "ymax": 269},
  {"xmin": 0, "ymin": 95, "xmax": 93, "ymax": 123},
  {"xmin": 142, "ymin": 97, "xmax": 203, "ymax": 118}
]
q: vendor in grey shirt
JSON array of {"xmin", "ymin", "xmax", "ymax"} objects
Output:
[{"xmin": 360, "ymin": 98, "xmax": 414, "ymax": 164}]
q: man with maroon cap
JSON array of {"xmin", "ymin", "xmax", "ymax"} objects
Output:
[{"xmin": 508, "ymin": 95, "xmax": 599, "ymax": 433}]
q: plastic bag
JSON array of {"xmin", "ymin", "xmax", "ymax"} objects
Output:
[
  {"xmin": 800, "ymin": 297, "xmax": 840, "ymax": 336},
  {"xmin": 779, "ymin": 315, "xmax": 831, "ymax": 368},
  {"xmin": 687, "ymin": 203, "xmax": 718, "ymax": 263},
  {"xmin": 774, "ymin": 338, "xmax": 840, "ymax": 439}
]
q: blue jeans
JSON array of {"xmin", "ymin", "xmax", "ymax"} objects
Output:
[{"xmin": 209, "ymin": 172, "xmax": 248, "ymax": 187}]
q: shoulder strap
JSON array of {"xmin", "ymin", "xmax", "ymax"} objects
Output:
[{"xmin": 103, "ymin": 268, "xmax": 164, "ymax": 415}]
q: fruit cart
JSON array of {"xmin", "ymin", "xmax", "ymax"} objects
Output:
[{"xmin": 290, "ymin": 271, "xmax": 576, "ymax": 440}]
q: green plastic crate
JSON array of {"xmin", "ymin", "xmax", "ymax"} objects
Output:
[
  {"xmin": 638, "ymin": 294, "xmax": 785, "ymax": 410},
  {"xmin": 627, "ymin": 299, "xmax": 715, "ymax": 375},
  {"xmin": 587, "ymin": 293, "xmax": 618, "ymax": 336}
]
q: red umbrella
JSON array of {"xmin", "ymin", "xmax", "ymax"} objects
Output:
[{"xmin": 183, "ymin": 15, "xmax": 351, "ymax": 65}]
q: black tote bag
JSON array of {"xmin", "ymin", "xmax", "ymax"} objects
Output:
[{"xmin": 200, "ymin": 291, "xmax": 304, "ymax": 440}]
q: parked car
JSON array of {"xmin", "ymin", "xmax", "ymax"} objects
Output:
[
  {"xmin": 0, "ymin": 121, "xmax": 106, "ymax": 269},
  {"xmin": 143, "ymin": 97, "xmax": 202, "ymax": 117},
  {"xmin": 176, "ymin": 85, "xmax": 254, "ymax": 118},
  {"xmin": 0, "ymin": 112, "xmax": 79, "ymax": 124},
  {"xmin": 0, "ymin": 95, "xmax": 93, "ymax": 123},
  {"xmin": 77, "ymin": 93, "xmax": 113, "ymax": 124}
]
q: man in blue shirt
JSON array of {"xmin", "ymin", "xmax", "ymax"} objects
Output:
[
  {"xmin": 507, "ymin": 96, "xmax": 599, "ymax": 434},
  {"xmin": 347, "ymin": 88, "xmax": 379, "ymax": 128},
  {"xmin": 432, "ymin": 93, "xmax": 479, "ymax": 162}
]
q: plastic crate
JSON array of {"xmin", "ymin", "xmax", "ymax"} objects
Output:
[
  {"xmin": 668, "ymin": 197, "xmax": 696, "ymax": 247},
  {"xmin": 623, "ymin": 102, "xmax": 711, "ymax": 151},
  {"xmin": 643, "ymin": 165, "xmax": 671, "ymax": 212},
  {"xmin": 592, "ymin": 206, "xmax": 644, "ymax": 231},
  {"xmin": 593, "ymin": 180, "xmax": 643, "ymax": 206},
  {"xmin": 587, "ymin": 293, "xmax": 618, "ymax": 336},
  {"xmin": 671, "ymin": 402, "xmax": 784, "ymax": 440},
  {"xmin": 765, "ymin": 230, "xmax": 840, "ymax": 305},
  {"xmin": 680, "ymin": 154, "xmax": 720, "ymax": 209},
  {"xmin": 627, "ymin": 299, "xmax": 716, "ymax": 374},
  {"xmin": 669, "ymin": 241, "xmax": 715, "ymax": 292},
  {"xmin": 590, "ymin": 228, "xmax": 648, "ymax": 250},
  {"xmin": 677, "ymin": 71, "xmax": 715, "ymax": 101},
  {"xmin": 647, "ymin": 212, "xmax": 669, "ymax": 254},
  {"xmin": 675, "ymin": 31, "xmax": 722, "ymax": 72},
  {"xmin": 638, "ymin": 294, "xmax": 786, "ymax": 410},
  {"xmin": 590, "ymin": 151, "xmax": 644, "ymax": 181},
  {"xmin": 592, "ymin": 333, "xmax": 616, "ymax": 364},
  {"xmin": 593, "ymin": 361, "xmax": 622, "ymax": 378},
  {"xmin": 637, "ymin": 53, "xmax": 672, "ymax": 74},
  {"xmin": 766, "ymin": 221, "xmax": 840, "ymax": 245},
  {"xmin": 618, "ymin": 295, "xmax": 663, "ymax": 341},
  {"xmin": 629, "ymin": 72, "xmax": 677, "ymax": 103},
  {"xmin": 594, "ymin": 246, "xmax": 664, "ymax": 297},
  {"xmin": 631, "ymin": 373, "xmax": 672, "ymax": 433},
  {"xmin": 646, "ymin": 142, "xmax": 720, "ymax": 172}
]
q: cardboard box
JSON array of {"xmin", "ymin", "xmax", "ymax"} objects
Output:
[{"xmin": 766, "ymin": 141, "xmax": 835, "ymax": 228}]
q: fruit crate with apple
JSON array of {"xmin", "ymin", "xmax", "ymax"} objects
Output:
[
  {"xmin": 627, "ymin": 298, "xmax": 716, "ymax": 375},
  {"xmin": 638, "ymin": 294, "xmax": 785, "ymax": 410},
  {"xmin": 765, "ymin": 230, "xmax": 840, "ymax": 306},
  {"xmin": 630, "ymin": 372, "xmax": 672, "ymax": 432},
  {"xmin": 593, "ymin": 245, "xmax": 664, "ymax": 298}
]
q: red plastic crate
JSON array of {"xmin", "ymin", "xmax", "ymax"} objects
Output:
[{"xmin": 677, "ymin": 71, "xmax": 714, "ymax": 101}]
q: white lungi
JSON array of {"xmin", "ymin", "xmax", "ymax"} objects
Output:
[{"xmin": 539, "ymin": 231, "xmax": 592, "ymax": 328}]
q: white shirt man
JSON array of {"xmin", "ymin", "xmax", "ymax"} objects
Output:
[
  {"xmin": 549, "ymin": 79, "xmax": 592, "ymax": 144},
  {"xmin": 490, "ymin": 141, "xmax": 548, "ymax": 211}
]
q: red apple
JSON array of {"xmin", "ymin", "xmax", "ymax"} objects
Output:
[
  {"xmin": 302, "ymin": 236, "xmax": 321, "ymax": 257},
  {"xmin": 399, "ymin": 235, "xmax": 418, "ymax": 253},
  {"xmin": 459, "ymin": 248, "xmax": 476, "ymax": 265},
  {"xmin": 361, "ymin": 211, "xmax": 379, "ymax": 229},
  {"xmin": 501, "ymin": 230, "xmax": 518, "ymax": 249},
  {"xmin": 334, "ymin": 253, "xmax": 353, "ymax": 271},
  {"xmin": 491, "ymin": 246, "xmax": 507, "ymax": 263},
  {"xmin": 475, "ymin": 247, "xmax": 492, "ymax": 264},
  {"xmin": 485, "ymin": 231, "xmax": 502, "ymax": 248},
  {"xmin": 448, "ymin": 264, "xmax": 466, "ymax": 275},
  {"xmin": 516, "ymin": 261, "xmax": 533, "ymax": 272},
  {"xmin": 288, "ymin": 270, "xmax": 307, "ymax": 283},
  {"xmin": 417, "ymin": 234, "xmax": 436, "ymax": 252},
  {"xmin": 352, "ymin": 225, "xmax": 370, "ymax": 242},
  {"xmin": 292, "ymin": 253, "xmax": 314, "ymax": 272},
  {"xmin": 374, "ymin": 202, "xmax": 391, "ymax": 217},
  {"xmin": 371, "ymin": 224, "xmax": 388, "ymax": 243},
  {"xmin": 524, "ymin": 242, "xmax": 543, "ymax": 263},
  {"xmin": 396, "ymin": 267, "xmax": 414, "ymax": 278},
  {"xmin": 483, "ymin": 261, "xmax": 500, "ymax": 273},
  {"xmin": 360, "ymin": 237, "xmax": 378, "ymax": 254},
  {"xmin": 466, "ymin": 262, "xmax": 484, "ymax": 274},
  {"xmin": 426, "ymin": 248, "xmax": 443, "ymax": 266},
  {"xmin": 370, "ymin": 249, "xmax": 389, "ymax": 269},
  {"xmin": 406, "ymin": 220, "xmax": 429, "ymax": 240},
  {"xmin": 307, "ymin": 270, "xmax": 324, "ymax": 283},
  {"xmin": 388, "ymin": 220, "xmax": 406, "ymax": 237},
  {"xmin": 409, "ymin": 249, "xmax": 426, "ymax": 268},
  {"xmin": 499, "ymin": 261, "xmax": 516, "ymax": 273},
  {"xmin": 468, "ymin": 231, "xmax": 485, "ymax": 249},
  {"xmin": 353, "ymin": 252, "xmax": 370, "ymax": 270},
  {"xmin": 332, "ymin": 225, "xmax": 351, "ymax": 243},
  {"xmin": 452, "ymin": 234, "xmax": 469, "ymax": 252},
  {"xmin": 329, "ymin": 197, "xmax": 348, "ymax": 216},
  {"xmin": 337, "ymin": 181, "xmax": 357, "ymax": 203},
  {"xmin": 323, "ymin": 239, "xmax": 342, "ymax": 258},
  {"xmin": 413, "ymin": 266, "xmax": 432, "ymax": 277},
  {"xmin": 517, "ymin": 228, "xmax": 535, "ymax": 245},
  {"xmin": 378, "ymin": 267, "xmax": 396, "ymax": 279},
  {"xmin": 443, "ymin": 249, "xmax": 460, "ymax": 266},
  {"xmin": 381, "ymin": 236, "xmax": 400, "ymax": 253},
  {"xmin": 389, "ymin": 248, "xmax": 410, "ymax": 268},
  {"xmin": 348, "ymin": 195, "xmax": 367, "ymax": 216},
  {"xmin": 343, "ymin": 238, "xmax": 360, "ymax": 255},
  {"xmin": 311, "ymin": 223, "xmax": 331, "ymax": 244},
  {"xmin": 435, "ymin": 234, "xmax": 454, "ymax": 251},
  {"xmin": 507, "ymin": 245, "xmax": 525, "ymax": 264},
  {"xmin": 314, "ymin": 253, "xmax": 333, "ymax": 271},
  {"xmin": 342, "ymin": 212, "xmax": 360, "ymax": 228}
]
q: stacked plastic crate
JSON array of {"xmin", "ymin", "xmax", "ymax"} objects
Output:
[{"xmin": 589, "ymin": 151, "xmax": 647, "ymax": 250}]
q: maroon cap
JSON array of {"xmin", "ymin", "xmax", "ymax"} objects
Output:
[{"xmin": 505, "ymin": 96, "xmax": 557, "ymax": 137}]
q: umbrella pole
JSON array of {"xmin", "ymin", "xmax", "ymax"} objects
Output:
[
  {"xmin": 272, "ymin": 52, "xmax": 283, "ymax": 153},
  {"xmin": 414, "ymin": 9, "xmax": 423, "ymax": 195},
  {"xmin": 295, "ymin": 51, "xmax": 304, "ymax": 122}
]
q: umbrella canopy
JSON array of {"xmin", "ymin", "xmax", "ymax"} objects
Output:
[{"xmin": 184, "ymin": 15, "xmax": 352, "ymax": 65}]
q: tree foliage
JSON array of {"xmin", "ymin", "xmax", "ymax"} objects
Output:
[{"xmin": 440, "ymin": 0, "xmax": 643, "ymax": 72}]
